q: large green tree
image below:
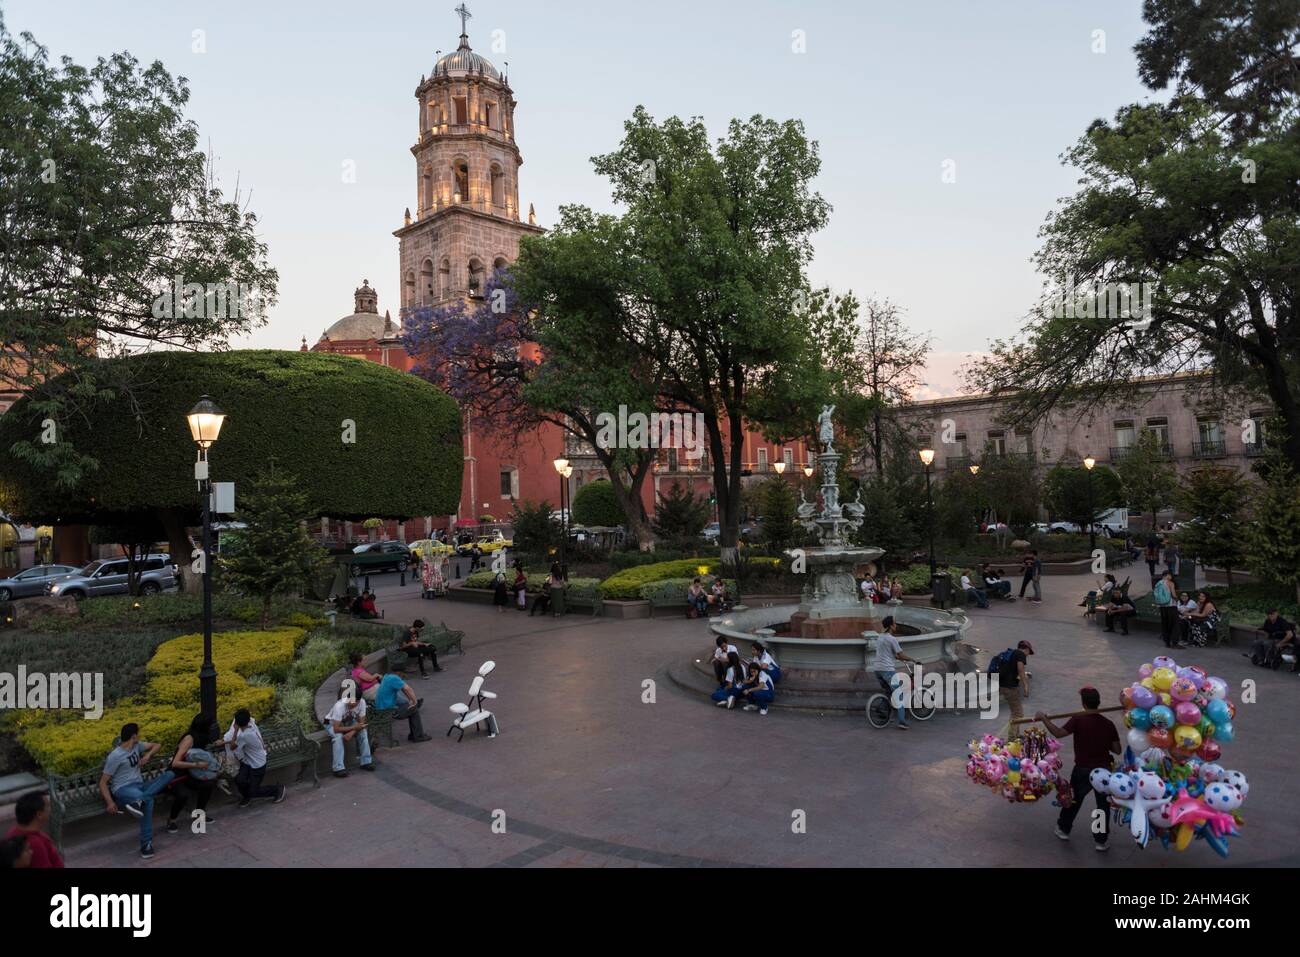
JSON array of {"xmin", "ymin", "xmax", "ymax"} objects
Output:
[
  {"xmin": 1246, "ymin": 459, "xmax": 1300, "ymax": 604},
  {"xmin": 1175, "ymin": 465, "xmax": 1253, "ymax": 585},
  {"xmin": 0, "ymin": 16, "xmax": 277, "ymax": 485},
  {"xmin": 512, "ymin": 108, "xmax": 860, "ymax": 559},
  {"xmin": 853, "ymin": 298, "xmax": 933, "ymax": 479},
  {"xmin": 1042, "ymin": 464, "xmax": 1123, "ymax": 532},
  {"xmin": 0, "ymin": 351, "xmax": 462, "ymax": 586},
  {"xmin": 570, "ymin": 479, "xmax": 625, "ymax": 528},
  {"xmin": 969, "ymin": 3, "xmax": 1300, "ymax": 470},
  {"xmin": 218, "ymin": 465, "xmax": 331, "ymax": 628},
  {"xmin": 1118, "ymin": 431, "xmax": 1180, "ymax": 527}
]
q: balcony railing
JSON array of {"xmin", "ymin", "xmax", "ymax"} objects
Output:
[
  {"xmin": 1244, "ymin": 441, "xmax": 1268, "ymax": 458},
  {"xmin": 945, "ymin": 455, "xmax": 972, "ymax": 470},
  {"xmin": 1110, "ymin": 443, "xmax": 1173, "ymax": 462},
  {"xmin": 1193, "ymin": 440, "xmax": 1227, "ymax": 459}
]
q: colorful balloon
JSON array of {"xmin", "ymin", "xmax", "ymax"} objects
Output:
[
  {"xmin": 1128, "ymin": 707, "xmax": 1152, "ymax": 730},
  {"xmin": 1174, "ymin": 701, "xmax": 1201, "ymax": 726},
  {"xmin": 1126, "ymin": 728, "xmax": 1151, "ymax": 752},
  {"xmin": 1196, "ymin": 741, "xmax": 1222, "ymax": 762},
  {"xmin": 1148, "ymin": 727, "xmax": 1172, "ymax": 749},
  {"xmin": 1170, "ymin": 677, "xmax": 1198, "ymax": 702},
  {"xmin": 1172, "ymin": 725, "xmax": 1203, "ymax": 750},
  {"xmin": 1151, "ymin": 667, "xmax": 1176, "ymax": 691},
  {"xmin": 1203, "ymin": 782, "xmax": 1243, "ymax": 812},
  {"xmin": 1213, "ymin": 721, "xmax": 1235, "ymax": 743},
  {"xmin": 1148, "ymin": 704, "xmax": 1175, "ymax": 729},
  {"xmin": 1205, "ymin": 698, "xmax": 1232, "ymax": 725},
  {"xmin": 1131, "ymin": 686, "xmax": 1158, "ymax": 709}
]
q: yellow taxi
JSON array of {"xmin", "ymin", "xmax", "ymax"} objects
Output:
[{"xmin": 407, "ymin": 539, "xmax": 456, "ymax": 559}]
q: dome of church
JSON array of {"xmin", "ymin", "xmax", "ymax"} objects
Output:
[
  {"xmin": 434, "ymin": 35, "xmax": 500, "ymax": 79},
  {"xmin": 322, "ymin": 313, "xmax": 388, "ymax": 341}
]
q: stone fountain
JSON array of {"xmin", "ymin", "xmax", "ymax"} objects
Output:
[{"xmin": 705, "ymin": 405, "xmax": 973, "ymax": 709}]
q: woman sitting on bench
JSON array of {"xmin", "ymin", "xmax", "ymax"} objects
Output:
[{"xmin": 687, "ymin": 578, "xmax": 710, "ymax": 618}]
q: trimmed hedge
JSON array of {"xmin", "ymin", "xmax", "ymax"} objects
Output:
[
  {"xmin": 570, "ymin": 479, "xmax": 625, "ymax": 527},
  {"xmin": 0, "ymin": 350, "xmax": 463, "ymax": 524},
  {"xmin": 639, "ymin": 577, "xmax": 737, "ymax": 602},
  {"xmin": 17, "ymin": 625, "xmax": 307, "ymax": 775},
  {"xmin": 24, "ymin": 592, "xmax": 324, "ymax": 633},
  {"xmin": 598, "ymin": 557, "xmax": 780, "ymax": 600}
]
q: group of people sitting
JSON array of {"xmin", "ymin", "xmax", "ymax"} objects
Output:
[
  {"xmin": 960, "ymin": 564, "xmax": 1014, "ymax": 608},
  {"xmin": 347, "ymin": 590, "xmax": 380, "ymax": 619},
  {"xmin": 859, "ymin": 575, "xmax": 904, "ymax": 604},
  {"xmin": 709, "ymin": 637, "xmax": 780, "ymax": 714},
  {"xmin": 1084, "ymin": 573, "xmax": 1221, "ymax": 647},
  {"xmin": 687, "ymin": 577, "xmax": 732, "ymax": 618},
  {"xmin": 493, "ymin": 562, "xmax": 566, "ymax": 616}
]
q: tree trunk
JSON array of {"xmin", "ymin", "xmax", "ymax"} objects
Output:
[{"xmin": 159, "ymin": 508, "xmax": 198, "ymax": 593}]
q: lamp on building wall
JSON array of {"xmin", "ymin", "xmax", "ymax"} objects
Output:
[{"xmin": 186, "ymin": 395, "xmax": 226, "ymax": 722}]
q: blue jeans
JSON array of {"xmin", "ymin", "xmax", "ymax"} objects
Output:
[
  {"xmin": 112, "ymin": 771, "xmax": 175, "ymax": 846},
  {"xmin": 711, "ymin": 684, "xmax": 742, "ymax": 703},
  {"xmin": 966, "ymin": 587, "xmax": 989, "ymax": 608},
  {"xmin": 874, "ymin": 670, "xmax": 906, "ymax": 725},
  {"xmin": 326, "ymin": 723, "xmax": 372, "ymax": 772},
  {"xmin": 747, "ymin": 688, "xmax": 775, "ymax": 707},
  {"xmin": 689, "ymin": 594, "xmax": 708, "ymax": 614},
  {"xmin": 766, "ymin": 664, "xmax": 783, "ymax": 683}
]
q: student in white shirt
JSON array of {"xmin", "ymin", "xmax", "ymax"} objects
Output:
[
  {"xmin": 738, "ymin": 662, "xmax": 775, "ymax": 715},
  {"xmin": 711, "ymin": 652, "xmax": 746, "ymax": 709},
  {"xmin": 860, "ymin": 578, "xmax": 877, "ymax": 602},
  {"xmin": 222, "ymin": 708, "xmax": 285, "ymax": 807},
  {"xmin": 749, "ymin": 640, "xmax": 781, "ymax": 683},
  {"xmin": 711, "ymin": 635, "xmax": 739, "ymax": 683},
  {"xmin": 324, "ymin": 687, "xmax": 375, "ymax": 777}
]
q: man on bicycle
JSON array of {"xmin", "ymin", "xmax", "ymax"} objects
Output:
[{"xmin": 871, "ymin": 616, "xmax": 918, "ymax": 730}]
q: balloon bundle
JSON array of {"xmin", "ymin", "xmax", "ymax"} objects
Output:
[
  {"xmin": 1104, "ymin": 655, "xmax": 1246, "ymax": 857},
  {"xmin": 966, "ymin": 730, "xmax": 1069, "ymax": 805}
]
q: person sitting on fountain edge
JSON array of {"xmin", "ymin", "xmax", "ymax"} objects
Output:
[
  {"xmin": 737, "ymin": 661, "xmax": 775, "ymax": 715},
  {"xmin": 711, "ymin": 651, "xmax": 747, "ymax": 709},
  {"xmin": 750, "ymin": 640, "xmax": 781, "ymax": 683}
]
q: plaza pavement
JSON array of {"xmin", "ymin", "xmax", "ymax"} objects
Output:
[{"xmin": 64, "ymin": 568, "xmax": 1300, "ymax": 868}]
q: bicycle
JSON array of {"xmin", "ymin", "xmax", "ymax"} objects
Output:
[{"xmin": 866, "ymin": 667, "xmax": 936, "ymax": 728}]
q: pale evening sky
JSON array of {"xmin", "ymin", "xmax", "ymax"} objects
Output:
[{"xmin": 7, "ymin": 0, "xmax": 1155, "ymax": 397}]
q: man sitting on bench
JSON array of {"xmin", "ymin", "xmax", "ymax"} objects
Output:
[
  {"xmin": 1102, "ymin": 587, "xmax": 1136, "ymax": 635},
  {"xmin": 401, "ymin": 619, "xmax": 444, "ymax": 676},
  {"xmin": 373, "ymin": 672, "xmax": 431, "ymax": 743},
  {"xmin": 687, "ymin": 578, "xmax": 709, "ymax": 618}
]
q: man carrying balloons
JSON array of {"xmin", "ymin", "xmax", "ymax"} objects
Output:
[{"xmin": 1036, "ymin": 687, "xmax": 1122, "ymax": 852}]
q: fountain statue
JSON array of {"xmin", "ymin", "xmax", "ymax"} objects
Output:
[{"xmin": 702, "ymin": 407, "xmax": 974, "ymax": 709}]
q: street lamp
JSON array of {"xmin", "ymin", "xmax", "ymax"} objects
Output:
[
  {"xmin": 803, "ymin": 465, "xmax": 814, "ymax": 478},
  {"xmin": 773, "ymin": 460, "xmax": 787, "ymax": 475},
  {"xmin": 969, "ymin": 464, "xmax": 980, "ymax": 475},
  {"xmin": 1083, "ymin": 455, "xmax": 1097, "ymax": 551},
  {"xmin": 918, "ymin": 449, "xmax": 937, "ymax": 588},
  {"xmin": 553, "ymin": 458, "xmax": 570, "ymax": 578},
  {"xmin": 186, "ymin": 396, "xmax": 225, "ymax": 722}
]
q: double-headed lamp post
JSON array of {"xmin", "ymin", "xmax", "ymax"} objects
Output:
[
  {"xmin": 186, "ymin": 396, "xmax": 226, "ymax": 722},
  {"xmin": 1083, "ymin": 455, "xmax": 1097, "ymax": 551},
  {"xmin": 919, "ymin": 449, "xmax": 937, "ymax": 582},
  {"xmin": 553, "ymin": 458, "xmax": 569, "ymax": 577}
]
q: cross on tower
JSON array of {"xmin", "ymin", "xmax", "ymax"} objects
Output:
[{"xmin": 454, "ymin": 3, "xmax": 472, "ymax": 35}]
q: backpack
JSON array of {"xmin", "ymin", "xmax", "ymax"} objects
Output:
[
  {"xmin": 986, "ymin": 648, "xmax": 1017, "ymax": 674},
  {"xmin": 185, "ymin": 748, "xmax": 221, "ymax": 781}
]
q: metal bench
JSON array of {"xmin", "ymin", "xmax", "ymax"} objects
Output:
[{"xmin": 46, "ymin": 721, "xmax": 319, "ymax": 851}]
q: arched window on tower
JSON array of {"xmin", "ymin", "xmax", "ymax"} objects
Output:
[
  {"xmin": 467, "ymin": 258, "xmax": 485, "ymax": 298},
  {"xmin": 426, "ymin": 102, "xmax": 438, "ymax": 132},
  {"xmin": 493, "ymin": 256, "xmax": 509, "ymax": 278},
  {"xmin": 420, "ymin": 259, "xmax": 435, "ymax": 304},
  {"xmin": 404, "ymin": 270, "xmax": 415, "ymax": 308},
  {"xmin": 439, "ymin": 259, "xmax": 451, "ymax": 298},
  {"xmin": 422, "ymin": 168, "xmax": 433, "ymax": 212},
  {"xmin": 490, "ymin": 163, "xmax": 505, "ymax": 209}
]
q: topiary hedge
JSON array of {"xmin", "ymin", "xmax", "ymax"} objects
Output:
[
  {"xmin": 598, "ymin": 557, "xmax": 780, "ymax": 600},
  {"xmin": 0, "ymin": 350, "xmax": 463, "ymax": 526},
  {"xmin": 639, "ymin": 577, "xmax": 737, "ymax": 602},
  {"xmin": 570, "ymin": 479, "xmax": 625, "ymax": 527}
]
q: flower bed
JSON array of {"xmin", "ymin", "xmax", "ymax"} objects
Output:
[{"xmin": 598, "ymin": 557, "xmax": 780, "ymax": 600}]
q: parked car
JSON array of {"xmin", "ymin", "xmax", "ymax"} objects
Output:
[
  {"xmin": 700, "ymin": 522, "xmax": 721, "ymax": 542},
  {"xmin": 1031, "ymin": 521, "xmax": 1083, "ymax": 534},
  {"xmin": 46, "ymin": 555, "xmax": 177, "ymax": 600},
  {"xmin": 348, "ymin": 541, "xmax": 413, "ymax": 575},
  {"xmin": 0, "ymin": 564, "xmax": 81, "ymax": 601},
  {"xmin": 455, "ymin": 532, "xmax": 512, "ymax": 556},
  {"xmin": 407, "ymin": 539, "xmax": 455, "ymax": 559}
]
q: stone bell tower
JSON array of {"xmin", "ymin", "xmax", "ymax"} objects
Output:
[{"xmin": 394, "ymin": 4, "xmax": 543, "ymax": 316}]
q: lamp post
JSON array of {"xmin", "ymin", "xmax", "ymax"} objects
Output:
[
  {"xmin": 774, "ymin": 460, "xmax": 787, "ymax": 476},
  {"xmin": 1083, "ymin": 455, "xmax": 1097, "ymax": 551},
  {"xmin": 803, "ymin": 465, "xmax": 814, "ymax": 478},
  {"xmin": 186, "ymin": 396, "xmax": 225, "ymax": 722},
  {"xmin": 553, "ymin": 458, "xmax": 569, "ymax": 578},
  {"xmin": 919, "ymin": 448, "xmax": 937, "ymax": 583}
]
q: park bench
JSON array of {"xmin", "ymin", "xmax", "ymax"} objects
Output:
[
  {"xmin": 387, "ymin": 621, "xmax": 465, "ymax": 676},
  {"xmin": 1130, "ymin": 594, "xmax": 1232, "ymax": 646},
  {"xmin": 45, "ymin": 721, "xmax": 319, "ymax": 851}
]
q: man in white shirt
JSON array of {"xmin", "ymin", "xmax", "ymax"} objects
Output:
[
  {"xmin": 960, "ymin": 571, "xmax": 989, "ymax": 609},
  {"xmin": 860, "ymin": 578, "xmax": 877, "ymax": 603},
  {"xmin": 222, "ymin": 708, "xmax": 286, "ymax": 807},
  {"xmin": 324, "ymin": 688, "xmax": 375, "ymax": 778},
  {"xmin": 711, "ymin": 635, "xmax": 738, "ymax": 683},
  {"xmin": 870, "ymin": 616, "xmax": 918, "ymax": 730}
]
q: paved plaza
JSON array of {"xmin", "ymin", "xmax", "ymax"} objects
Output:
[{"xmin": 63, "ymin": 571, "xmax": 1299, "ymax": 868}]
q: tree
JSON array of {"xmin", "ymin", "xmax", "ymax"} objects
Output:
[
  {"xmin": 1175, "ymin": 466, "xmax": 1252, "ymax": 585},
  {"xmin": 969, "ymin": 5, "xmax": 1300, "ymax": 472},
  {"xmin": 652, "ymin": 482, "xmax": 710, "ymax": 550},
  {"xmin": 509, "ymin": 499, "xmax": 559, "ymax": 560},
  {"xmin": 511, "ymin": 108, "xmax": 859, "ymax": 560},
  {"xmin": 1117, "ymin": 432, "xmax": 1179, "ymax": 528},
  {"xmin": 570, "ymin": 479, "xmax": 624, "ymax": 528},
  {"xmin": 0, "ymin": 16, "xmax": 277, "ymax": 486},
  {"xmin": 976, "ymin": 450, "xmax": 1043, "ymax": 538},
  {"xmin": 218, "ymin": 466, "xmax": 330, "ymax": 629},
  {"xmin": 88, "ymin": 514, "xmax": 168, "ymax": 596},
  {"xmin": 0, "ymin": 351, "xmax": 462, "ymax": 588},
  {"xmin": 853, "ymin": 298, "xmax": 932, "ymax": 478},
  {"xmin": 1042, "ymin": 464, "xmax": 1122, "ymax": 532},
  {"xmin": 1246, "ymin": 460, "xmax": 1300, "ymax": 605},
  {"xmin": 758, "ymin": 478, "xmax": 799, "ymax": 553},
  {"xmin": 934, "ymin": 468, "xmax": 983, "ymax": 547},
  {"xmin": 401, "ymin": 269, "xmax": 659, "ymax": 547}
]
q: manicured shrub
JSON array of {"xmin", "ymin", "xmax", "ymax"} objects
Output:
[
  {"xmin": 599, "ymin": 557, "xmax": 780, "ymax": 600},
  {"xmin": 638, "ymin": 577, "xmax": 737, "ymax": 602},
  {"xmin": 570, "ymin": 479, "xmax": 625, "ymax": 527}
]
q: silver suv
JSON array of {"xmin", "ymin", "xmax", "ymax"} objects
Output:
[{"xmin": 46, "ymin": 554, "xmax": 177, "ymax": 600}]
